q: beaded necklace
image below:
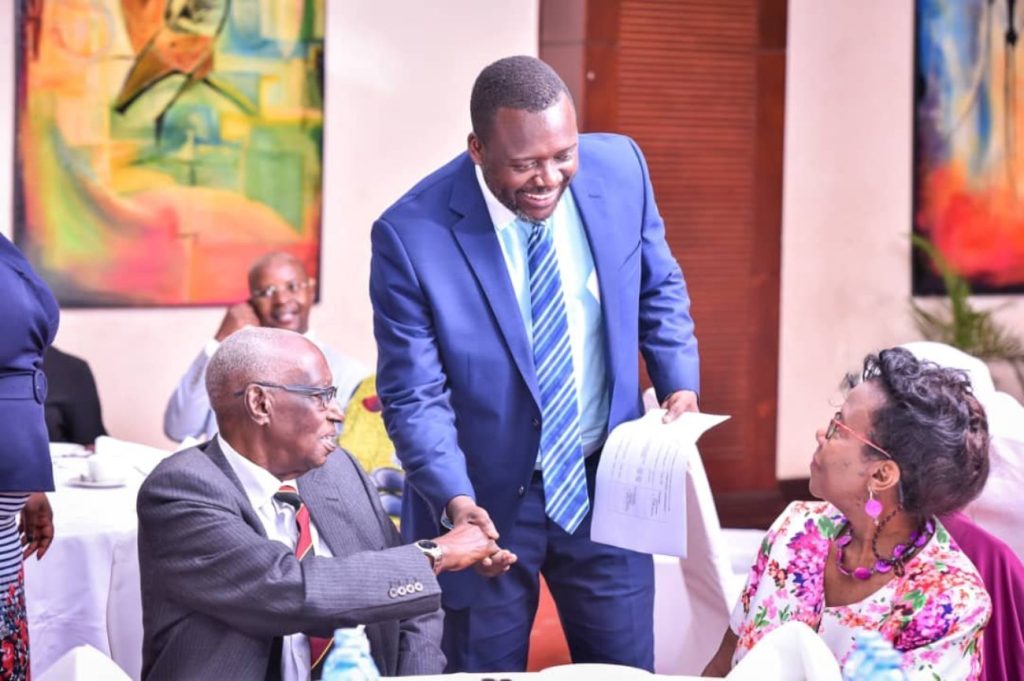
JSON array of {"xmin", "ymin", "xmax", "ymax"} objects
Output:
[{"xmin": 833, "ymin": 511, "xmax": 935, "ymax": 580}]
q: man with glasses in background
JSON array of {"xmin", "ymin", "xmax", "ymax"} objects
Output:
[
  {"xmin": 138, "ymin": 327, "xmax": 509, "ymax": 680},
  {"xmin": 163, "ymin": 251, "xmax": 369, "ymax": 443}
]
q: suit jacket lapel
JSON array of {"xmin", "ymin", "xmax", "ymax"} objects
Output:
[
  {"xmin": 202, "ymin": 439, "xmax": 269, "ymax": 539},
  {"xmin": 570, "ymin": 169, "xmax": 622, "ymax": 402},
  {"xmin": 301, "ymin": 457, "xmax": 384, "ymax": 556},
  {"xmin": 449, "ymin": 157, "xmax": 541, "ymax": 406}
]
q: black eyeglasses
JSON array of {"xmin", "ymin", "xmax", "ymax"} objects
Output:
[
  {"xmin": 825, "ymin": 411, "xmax": 893, "ymax": 459},
  {"xmin": 250, "ymin": 278, "xmax": 314, "ymax": 300},
  {"xmin": 234, "ymin": 382, "xmax": 338, "ymax": 410}
]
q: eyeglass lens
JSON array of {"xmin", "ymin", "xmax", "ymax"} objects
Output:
[{"xmin": 253, "ymin": 279, "xmax": 308, "ymax": 299}]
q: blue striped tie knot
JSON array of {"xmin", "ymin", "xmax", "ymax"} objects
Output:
[{"xmin": 521, "ymin": 218, "xmax": 589, "ymax": 533}]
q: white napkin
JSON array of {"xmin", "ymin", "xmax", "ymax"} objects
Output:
[
  {"xmin": 36, "ymin": 644, "xmax": 132, "ymax": 681},
  {"xmin": 726, "ymin": 621, "xmax": 842, "ymax": 681},
  {"xmin": 94, "ymin": 435, "xmax": 173, "ymax": 477}
]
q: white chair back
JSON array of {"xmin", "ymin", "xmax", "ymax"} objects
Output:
[{"xmin": 902, "ymin": 342, "xmax": 1024, "ymax": 560}]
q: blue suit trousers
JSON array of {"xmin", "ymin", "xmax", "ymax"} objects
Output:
[{"xmin": 441, "ymin": 454, "xmax": 655, "ymax": 672}]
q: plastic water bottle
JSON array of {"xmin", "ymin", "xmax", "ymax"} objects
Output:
[
  {"xmin": 320, "ymin": 626, "xmax": 380, "ymax": 680},
  {"xmin": 842, "ymin": 630, "xmax": 907, "ymax": 681}
]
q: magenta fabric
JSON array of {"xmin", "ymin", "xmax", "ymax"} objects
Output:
[{"xmin": 941, "ymin": 512, "xmax": 1024, "ymax": 681}]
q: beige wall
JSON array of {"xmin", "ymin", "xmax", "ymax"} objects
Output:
[
  {"xmin": 778, "ymin": 0, "xmax": 1024, "ymax": 479},
  {"xmin": 1, "ymin": 1, "xmax": 539, "ymax": 448}
]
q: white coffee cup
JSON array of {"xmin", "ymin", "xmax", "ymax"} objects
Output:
[{"xmin": 87, "ymin": 454, "xmax": 125, "ymax": 483}]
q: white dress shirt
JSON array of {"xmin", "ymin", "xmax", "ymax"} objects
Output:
[
  {"xmin": 220, "ymin": 435, "xmax": 334, "ymax": 681},
  {"xmin": 474, "ymin": 166, "xmax": 610, "ymax": 456}
]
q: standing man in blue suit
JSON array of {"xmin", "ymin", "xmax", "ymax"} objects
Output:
[{"xmin": 370, "ymin": 56, "xmax": 700, "ymax": 672}]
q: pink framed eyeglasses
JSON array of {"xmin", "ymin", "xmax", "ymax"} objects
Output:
[{"xmin": 826, "ymin": 412, "xmax": 893, "ymax": 459}]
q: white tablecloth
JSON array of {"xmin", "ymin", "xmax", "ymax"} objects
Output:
[{"xmin": 27, "ymin": 444, "xmax": 158, "ymax": 680}]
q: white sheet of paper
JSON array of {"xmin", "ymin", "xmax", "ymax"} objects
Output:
[{"xmin": 591, "ymin": 410, "xmax": 730, "ymax": 557}]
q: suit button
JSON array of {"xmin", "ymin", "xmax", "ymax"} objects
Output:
[
  {"xmin": 531, "ymin": 418, "xmax": 541, "ymax": 430},
  {"xmin": 388, "ymin": 587, "xmax": 397, "ymax": 598},
  {"xmin": 517, "ymin": 486, "xmax": 526, "ymax": 497},
  {"xmin": 414, "ymin": 582, "xmax": 424, "ymax": 592},
  {"xmin": 397, "ymin": 585, "xmax": 408, "ymax": 596}
]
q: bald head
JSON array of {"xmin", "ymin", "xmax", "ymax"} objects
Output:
[
  {"xmin": 246, "ymin": 252, "xmax": 316, "ymax": 333},
  {"xmin": 206, "ymin": 326, "xmax": 322, "ymax": 416},
  {"xmin": 247, "ymin": 252, "xmax": 308, "ymax": 291},
  {"xmin": 206, "ymin": 326, "xmax": 342, "ymax": 478}
]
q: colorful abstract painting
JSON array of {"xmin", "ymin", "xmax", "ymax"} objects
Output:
[
  {"xmin": 14, "ymin": 0, "xmax": 325, "ymax": 306},
  {"xmin": 915, "ymin": 0, "xmax": 1024, "ymax": 294}
]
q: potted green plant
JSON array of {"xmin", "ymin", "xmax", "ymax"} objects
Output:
[{"xmin": 911, "ymin": 234, "xmax": 1024, "ymax": 393}]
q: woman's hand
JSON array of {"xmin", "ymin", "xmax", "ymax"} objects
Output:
[{"xmin": 20, "ymin": 492, "xmax": 54, "ymax": 560}]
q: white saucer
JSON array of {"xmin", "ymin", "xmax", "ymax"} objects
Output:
[
  {"xmin": 50, "ymin": 442, "xmax": 88, "ymax": 458},
  {"xmin": 66, "ymin": 476, "xmax": 127, "ymax": 489}
]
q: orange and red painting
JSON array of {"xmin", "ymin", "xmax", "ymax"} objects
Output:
[
  {"xmin": 915, "ymin": 0, "xmax": 1024, "ymax": 293},
  {"xmin": 14, "ymin": 0, "xmax": 325, "ymax": 306}
]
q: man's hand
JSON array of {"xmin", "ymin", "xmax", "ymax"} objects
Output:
[
  {"xmin": 438, "ymin": 496, "xmax": 515, "ymax": 575},
  {"xmin": 475, "ymin": 547, "xmax": 518, "ymax": 577},
  {"xmin": 432, "ymin": 522, "xmax": 499, "ymax": 573},
  {"xmin": 214, "ymin": 302, "xmax": 261, "ymax": 341},
  {"xmin": 446, "ymin": 495, "xmax": 498, "ymax": 540},
  {"xmin": 661, "ymin": 389, "xmax": 700, "ymax": 423},
  {"xmin": 20, "ymin": 492, "xmax": 53, "ymax": 560}
]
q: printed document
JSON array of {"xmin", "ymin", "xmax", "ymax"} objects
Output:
[{"xmin": 591, "ymin": 410, "xmax": 729, "ymax": 556}]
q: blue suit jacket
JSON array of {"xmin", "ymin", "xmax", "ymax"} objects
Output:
[
  {"xmin": 370, "ymin": 133, "xmax": 699, "ymax": 607},
  {"xmin": 0, "ymin": 234, "xmax": 59, "ymax": 492}
]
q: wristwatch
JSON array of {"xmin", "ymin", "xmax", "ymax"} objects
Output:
[{"xmin": 414, "ymin": 539, "xmax": 444, "ymax": 574}]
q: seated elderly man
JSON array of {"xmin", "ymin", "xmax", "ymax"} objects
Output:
[
  {"xmin": 138, "ymin": 327, "xmax": 512, "ymax": 679},
  {"xmin": 163, "ymin": 251, "xmax": 369, "ymax": 442}
]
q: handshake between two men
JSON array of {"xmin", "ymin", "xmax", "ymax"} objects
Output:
[{"xmin": 438, "ymin": 495, "xmax": 518, "ymax": 576}]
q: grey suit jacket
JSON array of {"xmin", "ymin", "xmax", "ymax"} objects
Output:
[{"xmin": 137, "ymin": 440, "xmax": 444, "ymax": 680}]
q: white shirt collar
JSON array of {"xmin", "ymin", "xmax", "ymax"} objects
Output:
[
  {"xmin": 218, "ymin": 434, "xmax": 295, "ymax": 512},
  {"xmin": 474, "ymin": 164, "xmax": 519, "ymax": 233}
]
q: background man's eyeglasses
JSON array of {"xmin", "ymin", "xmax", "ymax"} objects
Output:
[
  {"xmin": 234, "ymin": 382, "xmax": 338, "ymax": 410},
  {"xmin": 250, "ymin": 279, "xmax": 314, "ymax": 300},
  {"xmin": 826, "ymin": 411, "xmax": 893, "ymax": 459}
]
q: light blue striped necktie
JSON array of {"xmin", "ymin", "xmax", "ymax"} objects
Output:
[{"xmin": 521, "ymin": 217, "xmax": 589, "ymax": 533}]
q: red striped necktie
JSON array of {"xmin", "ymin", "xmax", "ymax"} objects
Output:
[{"xmin": 274, "ymin": 485, "xmax": 332, "ymax": 678}]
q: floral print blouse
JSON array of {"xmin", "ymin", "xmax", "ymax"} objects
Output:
[{"xmin": 730, "ymin": 501, "xmax": 990, "ymax": 680}]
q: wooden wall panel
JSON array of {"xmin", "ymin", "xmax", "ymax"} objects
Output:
[{"xmin": 555, "ymin": 0, "xmax": 786, "ymax": 499}]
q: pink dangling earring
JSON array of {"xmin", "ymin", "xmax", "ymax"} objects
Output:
[{"xmin": 864, "ymin": 488, "xmax": 883, "ymax": 524}]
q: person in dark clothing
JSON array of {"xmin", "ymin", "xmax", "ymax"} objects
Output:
[{"xmin": 43, "ymin": 346, "xmax": 107, "ymax": 446}]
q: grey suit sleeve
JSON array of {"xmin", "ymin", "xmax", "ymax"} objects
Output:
[
  {"xmin": 163, "ymin": 345, "xmax": 218, "ymax": 442},
  {"xmin": 363, "ymin": 463, "xmax": 445, "ymax": 675},
  {"xmin": 137, "ymin": 463, "xmax": 442, "ymax": 640}
]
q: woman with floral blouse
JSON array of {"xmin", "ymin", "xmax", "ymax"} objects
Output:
[{"xmin": 703, "ymin": 348, "xmax": 991, "ymax": 680}]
